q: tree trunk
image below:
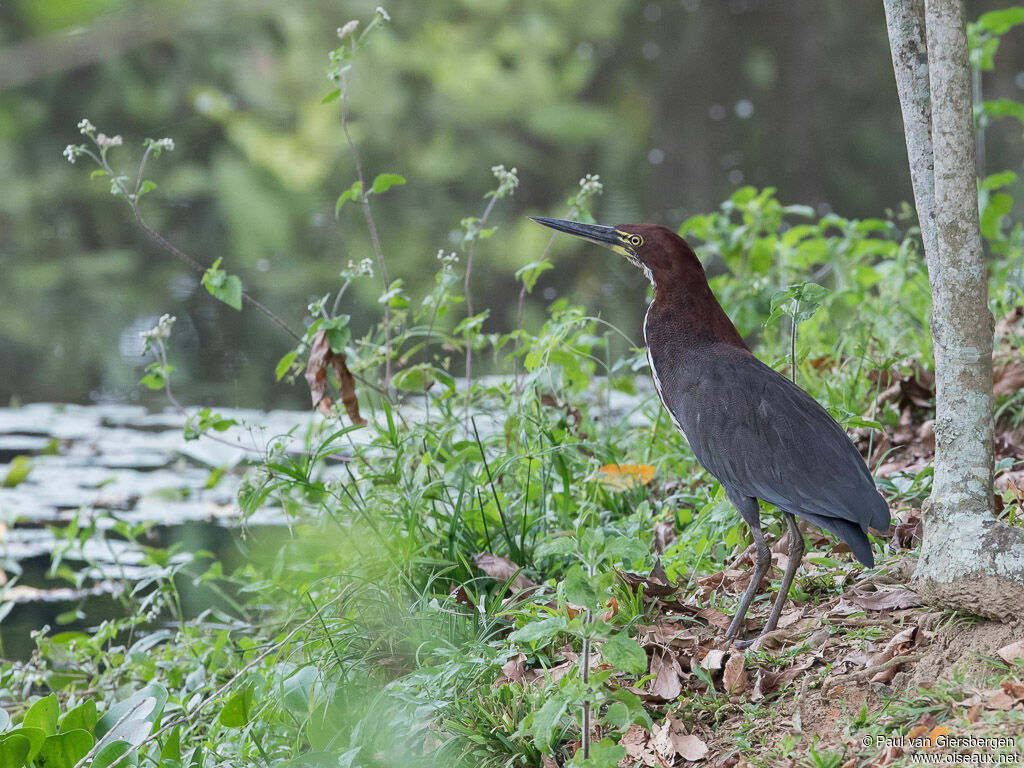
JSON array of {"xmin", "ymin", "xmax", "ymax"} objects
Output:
[{"xmin": 884, "ymin": 0, "xmax": 1024, "ymax": 618}]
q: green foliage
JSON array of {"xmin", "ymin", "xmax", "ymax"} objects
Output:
[
  {"xmin": 183, "ymin": 408, "xmax": 238, "ymax": 440},
  {"xmin": 9, "ymin": 5, "xmax": 1024, "ymax": 768},
  {"xmin": 1, "ymin": 456, "xmax": 32, "ymax": 488},
  {"xmin": 200, "ymin": 258, "xmax": 243, "ymax": 311}
]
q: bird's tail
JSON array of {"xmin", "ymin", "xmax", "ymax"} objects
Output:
[
  {"xmin": 867, "ymin": 488, "xmax": 892, "ymax": 533},
  {"xmin": 801, "ymin": 512, "xmax": 877, "ymax": 568}
]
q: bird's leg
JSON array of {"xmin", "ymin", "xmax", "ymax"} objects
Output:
[
  {"xmin": 760, "ymin": 512, "xmax": 805, "ymax": 636},
  {"xmin": 724, "ymin": 497, "xmax": 771, "ymax": 641}
]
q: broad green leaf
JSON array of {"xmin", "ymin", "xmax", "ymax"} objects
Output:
[
  {"xmin": 0, "ymin": 734, "xmax": 30, "ymax": 768},
  {"xmin": 36, "ymin": 729, "xmax": 93, "ymax": 768},
  {"xmin": 96, "ymin": 684, "xmax": 167, "ymax": 738},
  {"xmin": 515, "ymin": 259, "xmax": 554, "ymax": 293},
  {"xmin": 581, "ymin": 738, "xmax": 627, "ymax": 768},
  {"xmin": 508, "ymin": 615, "xmax": 567, "ymax": 645},
  {"xmin": 605, "ymin": 536, "xmax": 649, "ymax": 564},
  {"xmin": 530, "ymin": 696, "xmax": 567, "ymax": 751},
  {"xmin": 393, "ymin": 364, "xmax": 435, "ymax": 392},
  {"xmin": 24, "ymin": 696, "xmax": 59, "ymax": 737},
  {"xmin": 275, "ymin": 350, "xmax": 299, "ymax": 381},
  {"xmin": 160, "ymin": 727, "xmax": 180, "ymax": 762},
  {"xmin": 200, "ymin": 258, "xmax": 243, "ymax": 311},
  {"xmin": 184, "ymin": 409, "xmax": 238, "ymax": 440},
  {"xmin": 533, "ymin": 537, "xmax": 576, "ymax": 558},
  {"xmin": 981, "ymin": 193, "xmax": 1012, "ymax": 239},
  {"xmin": 564, "ymin": 565, "xmax": 599, "ymax": 608},
  {"xmin": 322, "ymin": 89, "xmax": 341, "ymax": 104},
  {"xmin": 307, "ymin": 702, "xmax": 344, "ymax": 752},
  {"xmin": 603, "ymin": 702, "xmax": 631, "ymax": 729},
  {"xmin": 334, "ymin": 181, "xmax": 362, "ymax": 214},
  {"xmin": 324, "ymin": 315, "xmax": 351, "ymax": 352},
  {"xmin": 282, "ymin": 667, "xmax": 319, "ymax": 717},
  {"xmin": 599, "ymin": 634, "xmax": 648, "ymax": 675},
  {"xmin": 92, "ymin": 739, "xmax": 136, "ymax": 768},
  {"xmin": 5, "ymin": 729, "xmax": 44, "ymax": 764},
  {"xmin": 980, "ymin": 170, "xmax": 1017, "ymax": 191},
  {"xmin": 208, "ymin": 275, "xmax": 242, "ymax": 311},
  {"xmin": 60, "ymin": 701, "xmax": 96, "ymax": 734},
  {"xmin": 369, "ymin": 173, "xmax": 406, "ymax": 194},
  {"xmin": 218, "ymin": 686, "xmax": 254, "ymax": 728},
  {"xmin": 976, "ymin": 7, "xmax": 1024, "ymax": 35},
  {"xmin": 979, "ymin": 98, "xmax": 1024, "ymax": 124}
]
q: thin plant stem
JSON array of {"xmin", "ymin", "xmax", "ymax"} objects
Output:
[
  {"xmin": 340, "ymin": 69, "xmax": 392, "ymax": 392},
  {"xmin": 97, "ymin": 148, "xmax": 303, "ymax": 344},
  {"xmin": 514, "ymin": 203, "xmax": 579, "ymax": 395},
  {"xmin": 790, "ymin": 301, "xmax": 798, "ymax": 385},
  {"xmin": 462, "ymin": 192, "xmax": 501, "ymax": 428},
  {"xmin": 581, "ymin": 558, "xmax": 594, "ymax": 760}
]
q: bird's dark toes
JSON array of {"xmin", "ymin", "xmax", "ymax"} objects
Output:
[{"xmin": 732, "ymin": 638, "xmax": 756, "ymax": 650}]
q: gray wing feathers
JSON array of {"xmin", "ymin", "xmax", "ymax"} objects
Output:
[{"xmin": 677, "ymin": 352, "xmax": 890, "ymax": 536}]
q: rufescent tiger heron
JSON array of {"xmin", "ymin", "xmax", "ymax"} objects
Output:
[{"xmin": 530, "ymin": 217, "xmax": 891, "ymax": 645}]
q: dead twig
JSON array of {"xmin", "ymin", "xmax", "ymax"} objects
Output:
[{"xmin": 823, "ymin": 652, "xmax": 925, "ymax": 691}]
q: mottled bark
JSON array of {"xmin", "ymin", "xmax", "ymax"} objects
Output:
[
  {"xmin": 883, "ymin": 0, "xmax": 938, "ymax": 268},
  {"xmin": 885, "ymin": 0, "xmax": 1024, "ymax": 618}
]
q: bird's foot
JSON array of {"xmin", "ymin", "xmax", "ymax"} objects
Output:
[{"xmin": 732, "ymin": 637, "xmax": 756, "ymax": 650}]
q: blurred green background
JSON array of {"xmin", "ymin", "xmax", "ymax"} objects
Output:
[{"xmin": 2, "ymin": 0, "xmax": 1021, "ymax": 408}]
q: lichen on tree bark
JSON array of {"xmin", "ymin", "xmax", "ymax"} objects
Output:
[{"xmin": 884, "ymin": 0, "xmax": 1024, "ymax": 617}]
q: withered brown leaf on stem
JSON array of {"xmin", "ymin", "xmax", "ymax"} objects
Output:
[{"xmin": 305, "ymin": 329, "xmax": 366, "ymax": 425}]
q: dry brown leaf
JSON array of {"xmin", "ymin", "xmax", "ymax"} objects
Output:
[
  {"xmin": 653, "ymin": 519, "xmax": 676, "ymax": 554},
  {"xmin": 305, "ymin": 329, "xmax": 366, "ymax": 424},
  {"xmin": 848, "ymin": 587, "xmax": 922, "ymax": 611},
  {"xmin": 893, "ymin": 509, "xmax": 923, "ymax": 549},
  {"xmin": 620, "ymin": 725, "xmax": 651, "ymax": 761},
  {"xmin": 675, "ymin": 734, "xmax": 709, "ymax": 762},
  {"xmin": 619, "ymin": 562, "xmax": 678, "ymax": 598},
  {"xmin": 723, "ymin": 651, "xmax": 748, "ymax": 694},
  {"xmin": 997, "ymin": 638, "xmax": 1024, "ymax": 663},
  {"xmin": 750, "ymin": 657, "xmax": 814, "ymax": 701},
  {"xmin": 649, "ymin": 650, "xmax": 683, "ymax": 702},
  {"xmin": 472, "ymin": 552, "xmax": 537, "ymax": 592},
  {"xmin": 637, "ymin": 622, "xmax": 701, "ymax": 649},
  {"xmin": 449, "ymin": 584, "xmax": 477, "ymax": 610},
  {"xmin": 700, "ymin": 648, "xmax": 726, "ymax": 672},
  {"xmin": 884, "ymin": 626, "xmax": 917, "ymax": 652},
  {"xmin": 697, "ymin": 607, "xmax": 732, "ymax": 630},
  {"xmin": 994, "ymin": 355, "xmax": 1024, "ymax": 396},
  {"xmin": 651, "ymin": 717, "xmax": 708, "ymax": 763},
  {"xmin": 500, "ymin": 653, "xmax": 526, "ymax": 684},
  {"xmin": 985, "ymin": 690, "xmax": 1017, "ymax": 710},
  {"xmin": 1001, "ymin": 679, "xmax": 1024, "ymax": 700}
]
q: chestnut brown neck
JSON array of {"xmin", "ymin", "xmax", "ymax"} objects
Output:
[{"xmin": 643, "ymin": 251, "xmax": 749, "ymax": 353}]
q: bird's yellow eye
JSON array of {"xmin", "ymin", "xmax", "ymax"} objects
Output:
[{"xmin": 628, "ymin": 234, "xmax": 643, "ymax": 247}]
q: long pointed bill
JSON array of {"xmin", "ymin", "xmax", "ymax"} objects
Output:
[{"xmin": 528, "ymin": 216, "xmax": 621, "ymax": 249}]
